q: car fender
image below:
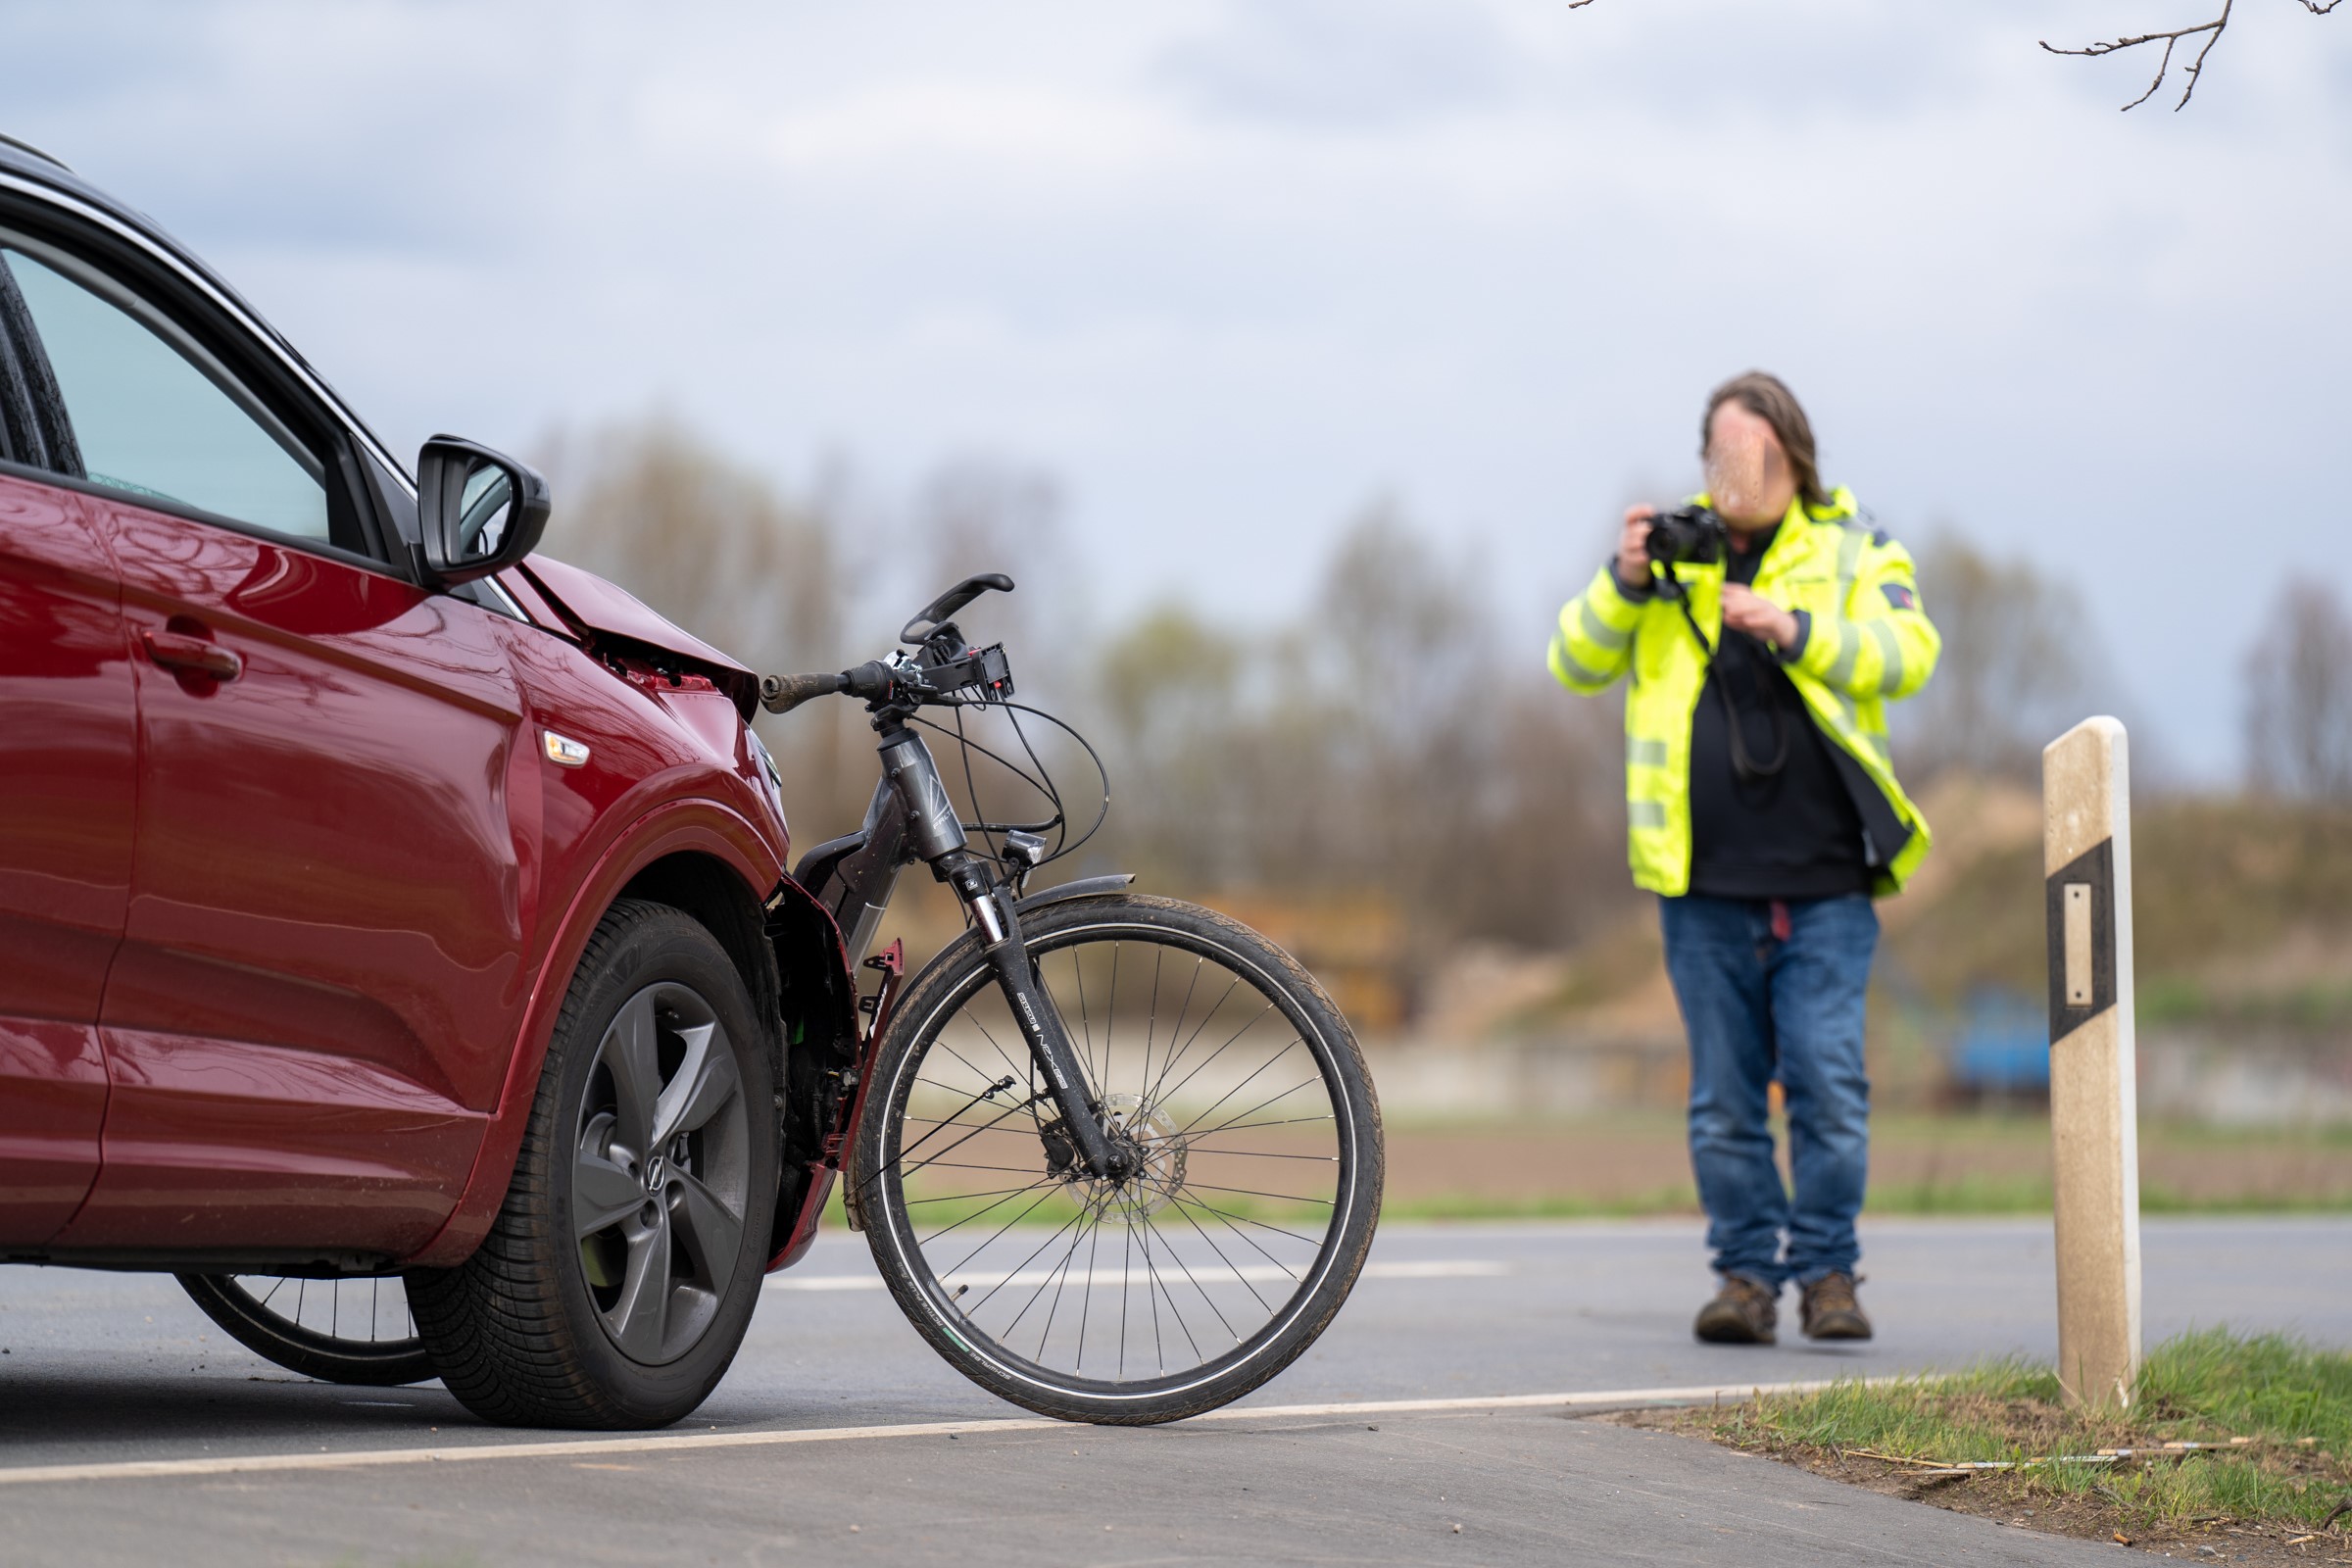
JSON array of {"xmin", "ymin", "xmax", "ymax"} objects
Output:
[{"xmin": 403, "ymin": 796, "xmax": 786, "ymax": 1269}]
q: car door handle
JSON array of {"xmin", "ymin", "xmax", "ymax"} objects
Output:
[{"xmin": 140, "ymin": 627, "xmax": 244, "ymax": 682}]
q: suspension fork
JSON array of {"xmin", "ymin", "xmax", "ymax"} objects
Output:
[
  {"xmin": 955, "ymin": 870, "xmax": 1131, "ymax": 1182},
  {"xmin": 875, "ymin": 719, "xmax": 1130, "ymax": 1182}
]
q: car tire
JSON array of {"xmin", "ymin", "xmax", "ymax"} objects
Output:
[{"xmin": 406, "ymin": 900, "xmax": 778, "ymax": 1429}]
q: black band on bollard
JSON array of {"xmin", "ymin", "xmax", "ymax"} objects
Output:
[{"xmin": 2045, "ymin": 837, "xmax": 2117, "ymax": 1044}]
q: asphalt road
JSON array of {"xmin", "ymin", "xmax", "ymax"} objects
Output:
[{"xmin": 0, "ymin": 1215, "xmax": 2345, "ymax": 1565}]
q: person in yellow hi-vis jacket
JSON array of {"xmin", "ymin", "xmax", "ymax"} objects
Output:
[{"xmin": 1549, "ymin": 371, "xmax": 1939, "ymax": 1347}]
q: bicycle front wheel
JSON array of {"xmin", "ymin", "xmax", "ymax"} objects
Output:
[{"xmin": 852, "ymin": 892, "xmax": 1383, "ymax": 1425}]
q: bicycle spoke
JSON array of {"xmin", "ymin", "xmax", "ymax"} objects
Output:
[
  {"xmin": 904, "ymin": 1184, "xmax": 1047, "ymax": 1206},
  {"xmin": 965, "ymin": 1013, "xmax": 1034, "ymax": 1092},
  {"xmin": 924, "ymin": 1033, "xmax": 1015, "ymax": 1094},
  {"xmin": 913, "ymin": 1177, "xmax": 1059, "ymax": 1247},
  {"xmin": 1180, "ymin": 1111, "xmax": 1335, "ymax": 1140},
  {"xmin": 1026, "ymin": 1195, "xmax": 1103, "ymax": 1353},
  {"xmin": 1176, "ymin": 1071, "xmax": 1319, "ymax": 1142},
  {"xmin": 1174, "ymin": 1197, "xmax": 1308, "ymax": 1287},
  {"xmin": 1180, "ymin": 1147, "xmax": 1342, "ymax": 1162},
  {"xmin": 1171, "ymin": 1191, "xmax": 1328, "ymax": 1250},
  {"xmin": 1143, "ymin": 972, "xmax": 1242, "ymax": 1109},
  {"xmin": 1118, "ymin": 1206, "xmax": 1133, "ymax": 1378},
  {"xmin": 1136, "ymin": 1207, "xmax": 1198, "ymax": 1366},
  {"xmin": 1103, "ymin": 942, "xmax": 1121, "ymax": 1099},
  {"xmin": 1146, "ymin": 1003, "xmax": 1280, "ymax": 1115},
  {"xmin": 1168, "ymin": 1194, "xmax": 1276, "ymax": 1315},
  {"xmin": 1132, "ymin": 1208, "xmax": 1156, "ymax": 1373},
  {"xmin": 1071, "ymin": 945, "xmax": 1095, "ymax": 1087},
  {"xmin": 1073, "ymin": 1200, "xmax": 1107, "ymax": 1372},
  {"xmin": 963, "ymin": 1197, "xmax": 1098, "ymax": 1316},
  {"xmin": 893, "ymin": 1095, "xmax": 1040, "ymax": 1178},
  {"xmin": 927, "ymin": 1184, "xmax": 1061, "ymax": 1258},
  {"xmin": 1147, "ymin": 1207, "xmax": 1240, "ymax": 1342},
  {"xmin": 1139, "ymin": 946, "xmax": 1164, "ymax": 1106},
  {"xmin": 1173, "ymin": 1178, "xmax": 1336, "ymax": 1209},
  {"xmin": 894, "ymin": 1082, "xmax": 1030, "ymax": 1167},
  {"xmin": 1152, "ymin": 953, "xmax": 1206, "ymax": 1103},
  {"xmin": 1166, "ymin": 1036, "xmax": 1305, "ymax": 1136}
]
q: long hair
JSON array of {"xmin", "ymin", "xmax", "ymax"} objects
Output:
[{"xmin": 1702, "ymin": 371, "xmax": 1831, "ymax": 511}]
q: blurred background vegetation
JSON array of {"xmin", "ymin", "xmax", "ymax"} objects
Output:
[{"xmin": 541, "ymin": 415, "xmax": 2352, "ymax": 1216}]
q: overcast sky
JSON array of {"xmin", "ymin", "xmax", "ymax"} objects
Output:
[{"xmin": 12, "ymin": 0, "xmax": 2349, "ymax": 779}]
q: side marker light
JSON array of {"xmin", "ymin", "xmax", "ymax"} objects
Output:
[{"xmin": 543, "ymin": 731, "xmax": 591, "ymax": 767}]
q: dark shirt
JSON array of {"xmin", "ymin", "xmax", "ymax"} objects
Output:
[{"xmin": 1686, "ymin": 526, "xmax": 1873, "ymax": 901}]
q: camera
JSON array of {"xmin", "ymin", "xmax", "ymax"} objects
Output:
[{"xmin": 1645, "ymin": 505, "xmax": 1729, "ymax": 567}]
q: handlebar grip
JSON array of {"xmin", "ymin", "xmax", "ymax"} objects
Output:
[
  {"xmin": 839, "ymin": 661, "xmax": 897, "ymax": 701},
  {"xmin": 759, "ymin": 671, "xmax": 849, "ymax": 714}
]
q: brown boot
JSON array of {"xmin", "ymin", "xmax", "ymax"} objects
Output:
[
  {"xmin": 1693, "ymin": 1274, "xmax": 1779, "ymax": 1344},
  {"xmin": 1799, "ymin": 1272, "xmax": 1873, "ymax": 1341}
]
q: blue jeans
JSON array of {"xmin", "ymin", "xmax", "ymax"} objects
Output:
[{"xmin": 1659, "ymin": 893, "xmax": 1877, "ymax": 1289}]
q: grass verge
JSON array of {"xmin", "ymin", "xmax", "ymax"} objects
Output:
[{"xmin": 1646, "ymin": 1329, "xmax": 2352, "ymax": 1560}]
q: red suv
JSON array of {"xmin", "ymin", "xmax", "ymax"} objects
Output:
[{"xmin": 0, "ymin": 135, "xmax": 1383, "ymax": 1432}]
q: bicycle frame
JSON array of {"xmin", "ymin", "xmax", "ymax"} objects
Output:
[{"xmin": 795, "ymin": 715, "xmax": 1134, "ymax": 1183}]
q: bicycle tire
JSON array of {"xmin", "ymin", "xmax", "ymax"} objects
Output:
[
  {"xmin": 176, "ymin": 1273, "xmax": 435, "ymax": 1387},
  {"xmin": 852, "ymin": 892, "xmax": 1383, "ymax": 1425}
]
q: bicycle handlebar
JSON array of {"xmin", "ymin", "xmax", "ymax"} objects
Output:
[
  {"xmin": 763, "ymin": 575, "xmax": 1024, "ymax": 717},
  {"xmin": 760, "ymin": 660, "xmax": 901, "ymax": 714},
  {"xmin": 759, "ymin": 671, "xmax": 847, "ymax": 714}
]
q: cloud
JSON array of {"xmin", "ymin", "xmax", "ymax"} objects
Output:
[
  {"xmin": 1155, "ymin": 0, "xmax": 1513, "ymax": 127},
  {"xmin": 9, "ymin": 0, "xmax": 2352, "ymax": 777}
]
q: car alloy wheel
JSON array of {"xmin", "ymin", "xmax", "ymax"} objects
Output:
[{"xmin": 571, "ymin": 980, "xmax": 754, "ymax": 1365}]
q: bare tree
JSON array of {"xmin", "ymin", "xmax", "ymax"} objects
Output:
[
  {"xmin": 2243, "ymin": 581, "xmax": 2352, "ymax": 800},
  {"xmin": 909, "ymin": 457, "xmax": 1076, "ymax": 666},
  {"xmin": 1567, "ymin": 1, "xmax": 2338, "ymax": 110},
  {"xmin": 1892, "ymin": 533, "xmax": 2118, "ymax": 783},
  {"xmin": 538, "ymin": 416, "xmax": 843, "ymax": 676},
  {"xmin": 535, "ymin": 417, "xmax": 873, "ymax": 829},
  {"xmin": 2042, "ymin": 0, "xmax": 2343, "ymax": 111},
  {"xmin": 1084, "ymin": 501, "xmax": 1629, "ymax": 964}
]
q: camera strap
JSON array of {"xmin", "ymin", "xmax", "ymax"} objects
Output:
[{"xmin": 1664, "ymin": 565, "xmax": 1790, "ymax": 784}]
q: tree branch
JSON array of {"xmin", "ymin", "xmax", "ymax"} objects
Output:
[{"xmin": 2041, "ymin": 0, "xmax": 2344, "ymax": 111}]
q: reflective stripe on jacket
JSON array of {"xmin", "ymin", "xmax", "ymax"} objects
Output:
[{"xmin": 1547, "ymin": 487, "xmax": 1939, "ymax": 898}]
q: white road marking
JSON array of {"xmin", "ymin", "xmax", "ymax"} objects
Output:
[
  {"xmin": 0, "ymin": 1378, "xmax": 1854, "ymax": 1488},
  {"xmin": 763, "ymin": 1258, "xmax": 1512, "ymax": 1293}
]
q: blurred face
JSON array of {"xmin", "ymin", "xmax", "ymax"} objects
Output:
[{"xmin": 1704, "ymin": 400, "xmax": 1797, "ymax": 530}]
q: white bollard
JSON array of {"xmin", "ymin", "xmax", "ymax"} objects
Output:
[{"xmin": 2042, "ymin": 716, "xmax": 2142, "ymax": 1410}]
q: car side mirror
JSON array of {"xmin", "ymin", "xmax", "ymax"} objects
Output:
[{"xmin": 416, "ymin": 435, "xmax": 551, "ymax": 586}]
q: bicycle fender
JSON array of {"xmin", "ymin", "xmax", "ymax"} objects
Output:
[{"xmin": 1011, "ymin": 873, "xmax": 1135, "ymax": 915}]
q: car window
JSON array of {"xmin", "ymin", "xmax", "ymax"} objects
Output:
[{"xmin": 1, "ymin": 247, "xmax": 329, "ymax": 540}]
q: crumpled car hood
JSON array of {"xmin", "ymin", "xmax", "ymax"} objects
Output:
[{"xmin": 513, "ymin": 555, "xmax": 760, "ymax": 720}]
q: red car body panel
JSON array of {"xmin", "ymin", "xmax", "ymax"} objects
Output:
[
  {"xmin": 516, "ymin": 555, "xmax": 760, "ymax": 719},
  {"xmin": 407, "ymin": 801, "xmax": 786, "ymax": 1269},
  {"xmin": 0, "ymin": 148, "xmax": 845, "ymax": 1275},
  {"xmin": 400, "ymin": 587, "xmax": 790, "ymax": 1268},
  {"xmin": 57, "ymin": 497, "xmax": 523, "ymax": 1253},
  {"xmin": 0, "ymin": 470, "xmax": 132, "ymax": 1242},
  {"xmin": 10, "ymin": 493, "xmax": 800, "ymax": 1264}
]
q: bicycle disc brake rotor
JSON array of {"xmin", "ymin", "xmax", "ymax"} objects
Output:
[{"xmin": 1098, "ymin": 1092, "xmax": 1185, "ymax": 1219}]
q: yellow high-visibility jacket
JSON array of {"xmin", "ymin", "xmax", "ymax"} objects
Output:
[{"xmin": 1548, "ymin": 487, "xmax": 1939, "ymax": 898}]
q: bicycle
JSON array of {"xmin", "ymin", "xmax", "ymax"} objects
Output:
[{"xmin": 762, "ymin": 573, "xmax": 1384, "ymax": 1424}]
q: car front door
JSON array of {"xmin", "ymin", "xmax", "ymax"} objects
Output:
[
  {"xmin": 0, "ymin": 235, "xmax": 535, "ymax": 1260},
  {"xmin": 0, "ymin": 261, "xmax": 131, "ymax": 1244}
]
